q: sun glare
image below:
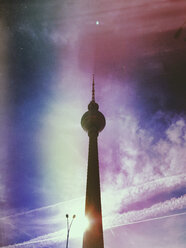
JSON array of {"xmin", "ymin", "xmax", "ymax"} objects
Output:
[{"xmin": 71, "ymin": 215, "xmax": 90, "ymax": 238}]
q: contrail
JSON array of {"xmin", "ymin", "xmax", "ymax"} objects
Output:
[
  {"xmin": 109, "ymin": 211, "xmax": 186, "ymax": 229},
  {"xmin": 2, "ymin": 211, "xmax": 186, "ymax": 248},
  {"xmin": 0, "ymin": 197, "xmax": 83, "ymax": 221},
  {"xmin": 1, "ymin": 173, "xmax": 185, "ymax": 221},
  {"xmin": 1, "ymin": 235, "xmax": 63, "ymax": 248},
  {"xmin": 3, "ymin": 219, "xmax": 33, "ymax": 239}
]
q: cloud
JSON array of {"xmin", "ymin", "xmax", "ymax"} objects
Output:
[
  {"xmin": 1, "ymin": 172, "xmax": 186, "ymax": 247},
  {"xmin": 1, "ymin": 232, "xmax": 65, "ymax": 248},
  {"xmin": 102, "ymin": 173, "xmax": 186, "ymax": 216},
  {"xmin": 104, "ymin": 194, "xmax": 186, "ymax": 229},
  {"xmin": 99, "ymin": 111, "xmax": 186, "ymax": 224},
  {"xmin": 100, "ymin": 113, "xmax": 186, "ymax": 190},
  {"xmin": 2, "ymin": 200, "xmax": 186, "ymax": 248},
  {"xmin": 2, "ymin": 107, "xmax": 186, "ymax": 246},
  {"xmin": 166, "ymin": 119, "xmax": 186, "ymax": 144}
]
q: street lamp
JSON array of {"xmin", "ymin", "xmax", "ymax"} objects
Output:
[{"xmin": 66, "ymin": 214, "xmax": 76, "ymax": 248}]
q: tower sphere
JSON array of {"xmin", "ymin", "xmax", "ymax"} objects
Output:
[{"xmin": 81, "ymin": 101, "xmax": 106, "ymax": 134}]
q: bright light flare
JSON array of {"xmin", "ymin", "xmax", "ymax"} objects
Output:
[{"xmin": 70, "ymin": 215, "xmax": 90, "ymax": 238}]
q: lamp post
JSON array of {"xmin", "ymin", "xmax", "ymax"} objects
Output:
[{"xmin": 66, "ymin": 214, "xmax": 76, "ymax": 248}]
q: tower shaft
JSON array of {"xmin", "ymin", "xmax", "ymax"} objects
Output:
[{"xmin": 83, "ymin": 129, "xmax": 104, "ymax": 248}]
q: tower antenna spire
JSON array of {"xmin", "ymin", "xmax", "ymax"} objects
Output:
[{"xmin": 92, "ymin": 74, "xmax": 95, "ymax": 102}]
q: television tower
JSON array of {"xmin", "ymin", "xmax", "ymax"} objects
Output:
[{"xmin": 81, "ymin": 75, "xmax": 105, "ymax": 248}]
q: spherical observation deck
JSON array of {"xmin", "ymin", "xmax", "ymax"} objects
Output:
[{"xmin": 81, "ymin": 100, "xmax": 106, "ymax": 134}]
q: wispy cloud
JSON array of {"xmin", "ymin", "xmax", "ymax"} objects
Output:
[
  {"xmin": 2, "ymin": 208, "xmax": 186, "ymax": 248},
  {"xmin": 1, "ymin": 111, "xmax": 186, "ymax": 246},
  {"xmin": 102, "ymin": 173, "xmax": 186, "ymax": 216},
  {"xmin": 104, "ymin": 194, "xmax": 186, "ymax": 228},
  {"xmin": 100, "ymin": 111, "xmax": 186, "ymax": 191}
]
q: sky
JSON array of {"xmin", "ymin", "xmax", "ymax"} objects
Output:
[{"xmin": 0, "ymin": 0, "xmax": 186, "ymax": 247}]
